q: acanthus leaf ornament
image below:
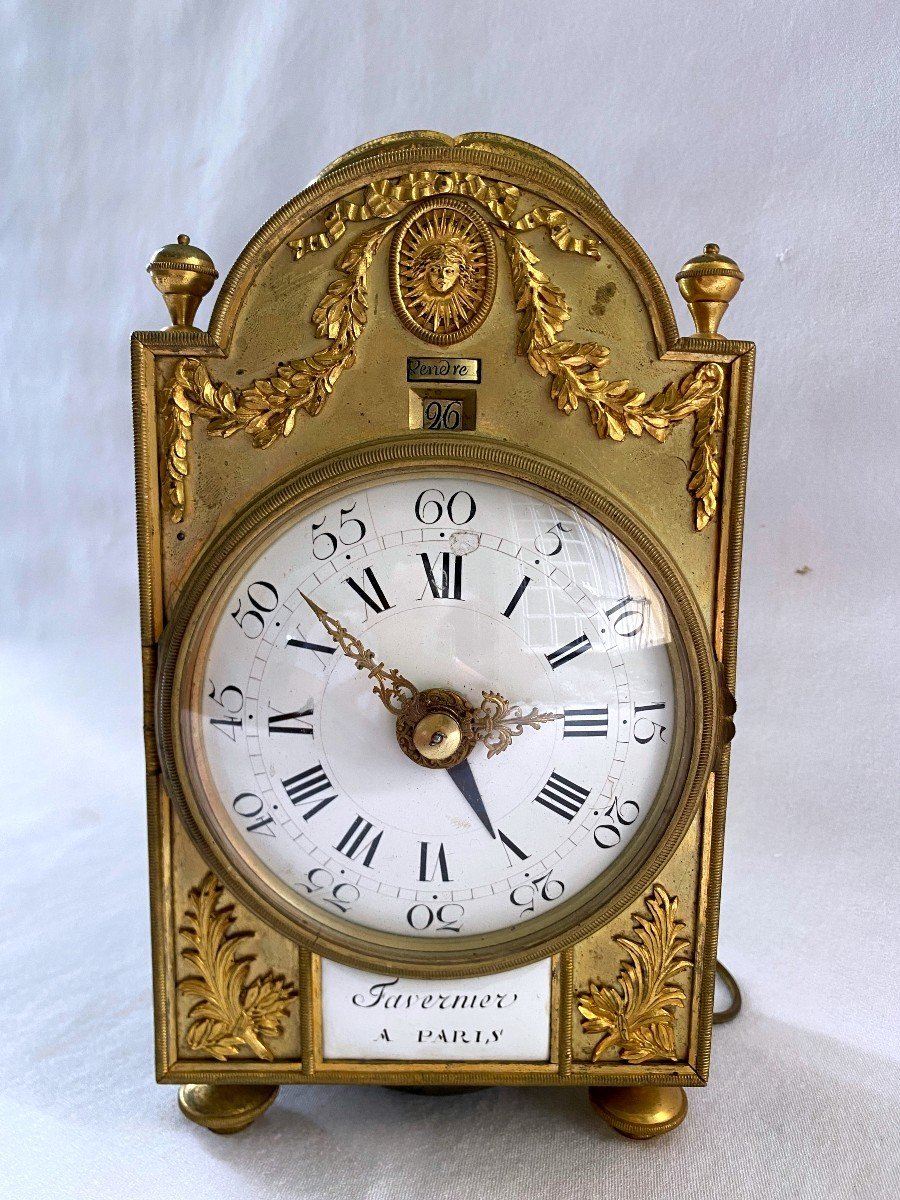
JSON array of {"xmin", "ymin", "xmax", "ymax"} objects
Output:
[
  {"xmin": 576, "ymin": 886, "xmax": 693, "ymax": 1064},
  {"xmin": 160, "ymin": 171, "xmax": 727, "ymax": 530},
  {"xmin": 178, "ymin": 873, "xmax": 297, "ymax": 1062}
]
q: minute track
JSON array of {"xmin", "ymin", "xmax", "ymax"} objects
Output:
[{"xmin": 196, "ymin": 473, "xmax": 681, "ymax": 941}]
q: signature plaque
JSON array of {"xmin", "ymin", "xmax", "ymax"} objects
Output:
[{"xmin": 321, "ymin": 959, "xmax": 552, "ymax": 1062}]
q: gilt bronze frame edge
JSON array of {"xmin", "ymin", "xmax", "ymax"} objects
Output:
[{"xmin": 691, "ymin": 342, "xmax": 754, "ymax": 1081}]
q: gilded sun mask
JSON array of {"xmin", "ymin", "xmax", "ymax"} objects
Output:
[{"xmin": 391, "ymin": 198, "xmax": 497, "ymax": 345}]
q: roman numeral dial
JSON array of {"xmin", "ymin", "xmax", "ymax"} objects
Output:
[
  {"xmin": 502, "ymin": 575, "xmax": 532, "ymax": 618},
  {"xmin": 195, "ymin": 472, "xmax": 681, "ymax": 945},
  {"xmin": 287, "ymin": 636, "xmax": 336, "ymax": 658},
  {"xmin": 345, "ymin": 567, "xmax": 392, "ymax": 615},
  {"xmin": 563, "ymin": 707, "xmax": 608, "ymax": 737},
  {"xmin": 419, "ymin": 842, "xmax": 451, "ymax": 882},
  {"xmin": 281, "ymin": 764, "xmax": 336, "ymax": 819},
  {"xmin": 268, "ymin": 706, "xmax": 314, "ymax": 735},
  {"xmin": 335, "ymin": 816, "xmax": 383, "ymax": 867}
]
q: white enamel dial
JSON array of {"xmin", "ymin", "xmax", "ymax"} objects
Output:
[{"xmin": 182, "ymin": 473, "xmax": 688, "ymax": 945}]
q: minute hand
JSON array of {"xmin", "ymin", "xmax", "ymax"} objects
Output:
[
  {"xmin": 299, "ymin": 594, "xmax": 418, "ymax": 716},
  {"xmin": 447, "ymin": 759, "xmax": 495, "ymax": 839},
  {"xmin": 470, "ymin": 691, "xmax": 562, "ymax": 758}
]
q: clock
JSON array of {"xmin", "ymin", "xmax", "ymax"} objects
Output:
[{"xmin": 135, "ymin": 131, "xmax": 753, "ymax": 1140}]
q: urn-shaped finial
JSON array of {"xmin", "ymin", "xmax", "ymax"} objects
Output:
[
  {"xmin": 147, "ymin": 234, "xmax": 218, "ymax": 329},
  {"xmin": 676, "ymin": 244, "xmax": 744, "ymax": 339}
]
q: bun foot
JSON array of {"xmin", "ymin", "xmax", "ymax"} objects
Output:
[
  {"xmin": 589, "ymin": 1085, "xmax": 687, "ymax": 1139},
  {"xmin": 178, "ymin": 1083, "xmax": 279, "ymax": 1134}
]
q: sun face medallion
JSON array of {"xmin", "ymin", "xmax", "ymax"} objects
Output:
[{"xmin": 389, "ymin": 196, "xmax": 497, "ymax": 345}]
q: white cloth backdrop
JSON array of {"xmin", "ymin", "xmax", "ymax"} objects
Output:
[{"xmin": 2, "ymin": 2, "xmax": 898, "ymax": 1196}]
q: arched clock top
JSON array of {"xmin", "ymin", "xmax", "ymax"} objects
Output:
[
  {"xmin": 206, "ymin": 130, "xmax": 686, "ymax": 355},
  {"xmin": 141, "ymin": 132, "xmax": 750, "ymax": 535}
]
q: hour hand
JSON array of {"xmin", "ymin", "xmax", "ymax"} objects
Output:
[
  {"xmin": 299, "ymin": 594, "xmax": 418, "ymax": 716},
  {"xmin": 470, "ymin": 691, "xmax": 562, "ymax": 758}
]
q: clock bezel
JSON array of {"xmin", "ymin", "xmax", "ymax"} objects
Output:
[{"xmin": 156, "ymin": 433, "xmax": 721, "ymax": 978}]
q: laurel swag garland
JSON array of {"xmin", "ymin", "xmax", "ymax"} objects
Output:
[
  {"xmin": 161, "ymin": 169, "xmax": 725, "ymax": 528},
  {"xmin": 177, "ymin": 873, "xmax": 297, "ymax": 1062}
]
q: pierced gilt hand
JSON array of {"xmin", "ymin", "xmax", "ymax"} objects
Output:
[
  {"xmin": 300, "ymin": 595, "xmax": 562, "ymax": 839},
  {"xmin": 469, "ymin": 691, "xmax": 562, "ymax": 758},
  {"xmin": 299, "ymin": 595, "xmax": 561, "ymax": 754},
  {"xmin": 299, "ymin": 594, "xmax": 418, "ymax": 716}
]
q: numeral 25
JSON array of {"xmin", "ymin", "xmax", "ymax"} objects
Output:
[{"xmin": 509, "ymin": 870, "xmax": 565, "ymax": 917}]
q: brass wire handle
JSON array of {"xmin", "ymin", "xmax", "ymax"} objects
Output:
[{"xmin": 713, "ymin": 960, "xmax": 742, "ymax": 1024}]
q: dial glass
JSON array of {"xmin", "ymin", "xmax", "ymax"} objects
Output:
[{"xmin": 178, "ymin": 472, "xmax": 691, "ymax": 948}]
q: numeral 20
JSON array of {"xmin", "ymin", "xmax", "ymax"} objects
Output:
[{"xmin": 593, "ymin": 794, "xmax": 640, "ymax": 849}]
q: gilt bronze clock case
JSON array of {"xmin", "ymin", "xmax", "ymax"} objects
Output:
[{"xmin": 133, "ymin": 131, "xmax": 752, "ymax": 1139}]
